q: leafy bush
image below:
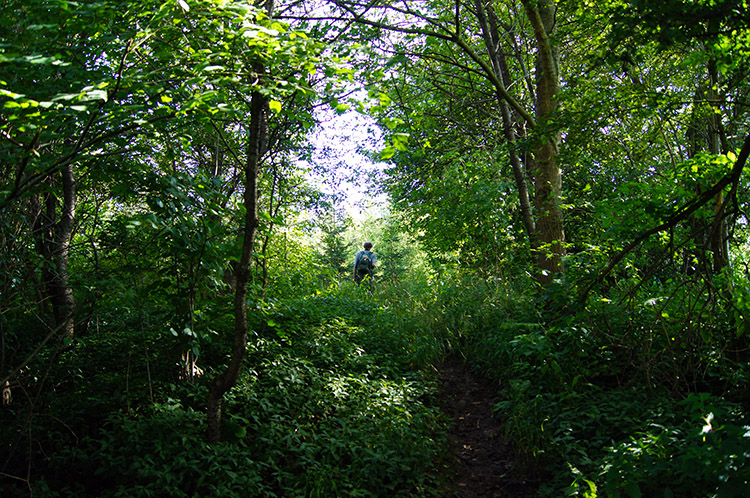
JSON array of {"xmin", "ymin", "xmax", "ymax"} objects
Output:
[
  {"xmin": 45, "ymin": 402, "xmax": 267, "ymax": 498},
  {"xmin": 432, "ymin": 272, "xmax": 750, "ymax": 497},
  {"xmin": 600, "ymin": 402, "xmax": 750, "ymax": 498},
  {"xmin": 4, "ymin": 290, "xmax": 447, "ymax": 497}
]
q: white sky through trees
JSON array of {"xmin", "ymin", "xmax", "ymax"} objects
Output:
[{"xmin": 306, "ymin": 107, "xmax": 387, "ymax": 220}]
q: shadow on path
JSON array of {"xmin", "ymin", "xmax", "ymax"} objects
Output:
[{"xmin": 437, "ymin": 356, "xmax": 539, "ymax": 498}]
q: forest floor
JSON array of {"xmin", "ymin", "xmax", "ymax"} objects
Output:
[{"xmin": 436, "ymin": 356, "xmax": 541, "ymax": 497}]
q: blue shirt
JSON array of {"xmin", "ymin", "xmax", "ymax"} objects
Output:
[{"xmin": 354, "ymin": 250, "xmax": 377, "ymax": 272}]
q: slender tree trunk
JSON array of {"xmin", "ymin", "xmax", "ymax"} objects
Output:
[
  {"xmin": 685, "ymin": 59, "xmax": 730, "ymax": 274},
  {"xmin": 475, "ymin": 0, "xmax": 537, "ymax": 246},
  {"xmin": 207, "ymin": 0, "xmax": 276, "ymax": 441},
  {"xmin": 33, "ymin": 164, "xmax": 77, "ymax": 339},
  {"xmin": 258, "ymin": 166, "xmax": 278, "ymax": 300},
  {"xmin": 55, "ymin": 163, "xmax": 76, "ymax": 338},
  {"xmin": 476, "ymin": 0, "xmax": 563, "ymax": 282},
  {"xmin": 706, "ymin": 59, "xmax": 729, "ymax": 272},
  {"xmin": 206, "ymin": 68, "xmax": 267, "ymax": 444}
]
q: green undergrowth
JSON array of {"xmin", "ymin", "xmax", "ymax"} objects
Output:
[
  {"xmin": 10, "ymin": 267, "xmax": 749, "ymax": 498},
  {"xmin": 1, "ymin": 286, "xmax": 449, "ymax": 497},
  {"xmin": 444, "ymin": 274, "xmax": 750, "ymax": 498}
]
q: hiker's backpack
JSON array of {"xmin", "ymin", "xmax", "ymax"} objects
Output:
[{"xmin": 357, "ymin": 252, "xmax": 373, "ymax": 273}]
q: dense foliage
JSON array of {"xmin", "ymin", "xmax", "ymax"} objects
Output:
[
  {"xmin": 2, "ymin": 287, "xmax": 448, "ymax": 497},
  {"xmin": 3, "ymin": 0, "xmax": 750, "ymax": 497}
]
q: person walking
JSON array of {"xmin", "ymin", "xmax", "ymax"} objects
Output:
[{"xmin": 353, "ymin": 241, "xmax": 377, "ymax": 286}]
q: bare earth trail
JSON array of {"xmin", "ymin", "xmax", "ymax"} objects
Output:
[{"xmin": 436, "ymin": 356, "xmax": 540, "ymax": 497}]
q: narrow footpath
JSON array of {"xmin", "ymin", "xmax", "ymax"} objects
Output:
[{"xmin": 437, "ymin": 356, "xmax": 539, "ymax": 497}]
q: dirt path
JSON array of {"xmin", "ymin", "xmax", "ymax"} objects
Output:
[{"xmin": 437, "ymin": 356, "xmax": 539, "ymax": 497}]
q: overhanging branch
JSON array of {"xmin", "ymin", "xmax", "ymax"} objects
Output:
[{"xmin": 580, "ymin": 131, "xmax": 750, "ymax": 301}]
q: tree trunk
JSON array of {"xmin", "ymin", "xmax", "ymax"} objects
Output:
[
  {"xmin": 475, "ymin": 0, "xmax": 537, "ymax": 247},
  {"xmin": 706, "ymin": 59, "xmax": 729, "ymax": 272},
  {"xmin": 33, "ymin": 164, "xmax": 77, "ymax": 339},
  {"xmin": 475, "ymin": 0, "xmax": 564, "ymax": 282},
  {"xmin": 521, "ymin": 0, "xmax": 565, "ymax": 284},
  {"xmin": 258, "ymin": 166, "xmax": 278, "ymax": 300},
  {"xmin": 206, "ymin": 0, "xmax": 275, "ymax": 442},
  {"xmin": 685, "ymin": 58, "xmax": 731, "ymax": 274},
  {"xmin": 206, "ymin": 68, "xmax": 267, "ymax": 444}
]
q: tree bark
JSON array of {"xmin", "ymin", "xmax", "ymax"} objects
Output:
[
  {"xmin": 521, "ymin": 0, "xmax": 565, "ymax": 284},
  {"xmin": 33, "ymin": 164, "xmax": 77, "ymax": 339},
  {"xmin": 685, "ymin": 58, "xmax": 731, "ymax": 274},
  {"xmin": 206, "ymin": 0, "xmax": 275, "ymax": 443},
  {"xmin": 475, "ymin": 0, "xmax": 537, "ymax": 247},
  {"xmin": 706, "ymin": 59, "xmax": 729, "ymax": 272}
]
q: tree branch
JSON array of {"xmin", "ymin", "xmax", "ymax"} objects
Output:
[
  {"xmin": 580, "ymin": 131, "xmax": 750, "ymax": 301},
  {"xmin": 332, "ymin": 0, "xmax": 537, "ymax": 127}
]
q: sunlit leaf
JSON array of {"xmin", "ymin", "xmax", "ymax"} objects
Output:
[{"xmin": 380, "ymin": 146, "xmax": 396, "ymax": 160}]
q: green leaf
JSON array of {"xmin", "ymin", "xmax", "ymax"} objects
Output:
[
  {"xmin": 583, "ymin": 479, "xmax": 598, "ymax": 498},
  {"xmin": 0, "ymin": 89, "xmax": 24, "ymax": 99},
  {"xmin": 82, "ymin": 89, "xmax": 108, "ymax": 102},
  {"xmin": 380, "ymin": 146, "xmax": 396, "ymax": 160},
  {"xmin": 392, "ymin": 133, "xmax": 409, "ymax": 151},
  {"xmin": 624, "ymin": 482, "xmax": 641, "ymax": 498}
]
